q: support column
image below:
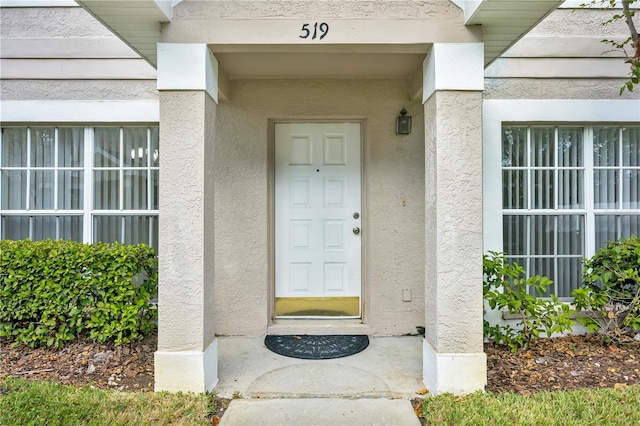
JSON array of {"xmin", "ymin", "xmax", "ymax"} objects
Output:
[
  {"xmin": 154, "ymin": 44, "xmax": 220, "ymax": 392},
  {"xmin": 422, "ymin": 43, "xmax": 487, "ymax": 395}
]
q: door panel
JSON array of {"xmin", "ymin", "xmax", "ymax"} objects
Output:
[{"xmin": 275, "ymin": 122, "xmax": 362, "ymax": 317}]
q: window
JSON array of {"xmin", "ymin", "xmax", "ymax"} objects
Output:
[
  {"xmin": 0, "ymin": 126, "xmax": 159, "ymax": 250},
  {"xmin": 502, "ymin": 125, "xmax": 640, "ymax": 298},
  {"xmin": 593, "ymin": 127, "xmax": 640, "ymax": 247}
]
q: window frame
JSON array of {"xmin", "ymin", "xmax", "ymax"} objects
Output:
[
  {"xmin": 499, "ymin": 125, "xmax": 640, "ymax": 298},
  {"xmin": 501, "ymin": 125, "xmax": 590, "ymax": 299},
  {"xmin": 0, "ymin": 125, "xmax": 159, "ymax": 248},
  {"xmin": 483, "ymin": 99, "xmax": 640, "ymax": 300}
]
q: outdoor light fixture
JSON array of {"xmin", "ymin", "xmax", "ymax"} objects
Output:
[{"xmin": 396, "ymin": 108, "xmax": 412, "ymax": 135}]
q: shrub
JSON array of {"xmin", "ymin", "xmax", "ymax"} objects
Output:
[
  {"xmin": 0, "ymin": 239, "xmax": 158, "ymax": 348},
  {"xmin": 483, "ymin": 251, "xmax": 576, "ymax": 351},
  {"xmin": 573, "ymin": 236, "xmax": 640, "ymax": 344}
]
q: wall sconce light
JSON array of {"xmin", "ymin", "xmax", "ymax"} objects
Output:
[{"xmin": 396, "ymin": 108, "xmax": 412, "ymax": 135}]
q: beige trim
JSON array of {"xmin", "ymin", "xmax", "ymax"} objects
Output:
[
  {"xmin": 0, "ymin": 59, "xmax": 156, "ymax": 79},
  {"xmin": 162, "ymin": 19, "xmax": 481, "ymax": 45},
  {"xmin": 154, "ymin": 339, "xmax": 218, "ymax": 393},
  {"xmin": 0, "ymin": 38, "xmax": 140, "ymax": 59},
  {"xmin": 503, "ymin": 37, "xmax": 629, "ymax": 58},
  {"xmin": 0, "ymin": 100, "xmax": 158, "ymax": 123},
  {"xmin": 157, "ymin": 43, "xmax": 219, "ymax": 102},
  {"xmin": 268, "ymin": 119, "xmax": 276, "ymax": 323},
  {"xmin": 268, "ymin": 320, "xmax": 372, "ymax": 336},
  {"xmin": 423, "ymin": 43, "xmax": 484, "ymax": 102},
  {"xmin": 0, "ymin": 1, "xmax": 78, "ymax": 6},
  {"xmin": 423, "ymin": 339, "xmax": 487, "ymax": 395},
  {"xmin": 485, "ymin": 57, "xmax": 630, "ymax": 79}
]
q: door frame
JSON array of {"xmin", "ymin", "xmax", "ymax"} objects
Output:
[{"xmin": 268, "ymin": 118, "xmax": 368, "ymax": 324}]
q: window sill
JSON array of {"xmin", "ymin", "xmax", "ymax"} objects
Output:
[{"xmin": 501, "ymin": 308, "xmax": 595, "ymax": 321}]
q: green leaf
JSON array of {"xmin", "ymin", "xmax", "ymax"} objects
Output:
[{"xmin": 0, "ymin": 240, "xmax": 157, "ymax": 348}]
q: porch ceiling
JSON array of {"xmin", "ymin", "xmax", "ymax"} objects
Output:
[
  {"xmin": 213, "ymin": 51, "xmax": 427, "ymax": 80},
  {"xmin": 76, "ymin": 0, "xmax": 563, "ymax": 70}
]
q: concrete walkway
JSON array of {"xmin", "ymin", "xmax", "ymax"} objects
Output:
[{"xmin": 216, "ymin": 335, "xmax": 424, "ymax": 426}]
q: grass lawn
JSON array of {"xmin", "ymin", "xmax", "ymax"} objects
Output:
[
  {"xmin": 0, "ymin": 379, "xmax": 214, "ymax": 426},
  {"xmin": 3, "ymin": 378, "xmax": 640, "ymax": 425},
  {"xmin": 421, "ymin": 384, "xmax": 640, "ymax": 426}
]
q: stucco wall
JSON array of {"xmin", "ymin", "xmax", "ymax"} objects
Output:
[
  {"xmin": 527, "ymin": 8, "xmax": 629, "ymax": 38},
  {"xmin": 484, "ymin": 78, "xmax": 638, "ymax": 100},
  {"xmin": 1, "ymin": 80, "xmax": 158, "ymax": 101},
  {"xmin": 484, "ymin": 7, "xmax": 639, "ymax": 100},
  {"xmin": 162, "ymin": 0, "xmax": 479, "ymax": 45},
  {"xmin": 0, "ymin": 5, "xmax": 157, "ymax": 102},
  {"xmin": 213, "ymin": 78, "xmax": 425, "ymax": 336},
  {"xmin": 424, "ymin": 90, "xmax": 483, "ymax": 353},
  {"xmin": 1, "ymin": 6, "xmax": 113, "ymax": 38},
  {"xmin": 158, "ymin": 91, "xmax": 217, "ymax": 351},
  {"xmin": 173, "ymin": 0, "xmax": 463, "ymax": 20}
]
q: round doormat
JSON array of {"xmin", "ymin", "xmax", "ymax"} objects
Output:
[{"xmin": 264, "ymin": 335, "xmax": 370, "ymax": 360}]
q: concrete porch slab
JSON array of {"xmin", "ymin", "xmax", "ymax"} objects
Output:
[{"xmin": 215, "ymin": 335, "xmax": 424, "ymax": 399}]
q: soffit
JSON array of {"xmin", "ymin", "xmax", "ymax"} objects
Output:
[
  {"xmin": 75, "ymin": 0, "xmax": 172, "ymax": 67},
  {"xmin": 457, "ymin": 0, "xmax": 564, "ymax": 66}
]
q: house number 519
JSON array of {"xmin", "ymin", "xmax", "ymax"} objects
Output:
[{"xmin": 299, "ymin": 22, "xmax": 329, "ymax": 40}]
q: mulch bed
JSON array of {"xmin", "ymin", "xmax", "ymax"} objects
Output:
[
  {"xmin": 2, "ymin": 332, "xmax": 640, "ymax": 423},
  {"xmin": 2, "ymin": 333, "xmax": 639, "ymax": 393},
  {"xmin": 0, "ymin": 332, "xmax": 156, "ymax": 391},
  {"xmin": 485, "ymin": 333, "xmax": 640, "ymax": 394}
]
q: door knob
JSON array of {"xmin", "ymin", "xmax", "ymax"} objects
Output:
[{"xmin": 353, "ymin": 227, "xmax": 360, "ymax": 235}]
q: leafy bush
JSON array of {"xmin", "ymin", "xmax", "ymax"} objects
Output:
[
  {"xmin": 483, "ymin": 252, "xmax": 575, "ymax": 351},
  {"xmin": 573, "ymin": 236, "xmax": 640, "ymax": 344},
  {"xmin": 0, "ymin": 240, "xmax": 158, "ymax": 348}
]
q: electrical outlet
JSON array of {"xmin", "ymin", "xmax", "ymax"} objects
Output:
[{"xmin": 402, "ymin": 288, "xmax": 411, "ymax": 302}]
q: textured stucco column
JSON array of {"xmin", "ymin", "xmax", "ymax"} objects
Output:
[
  {"xmin": 154, "ymin": 44, "xmax": 219, "ymax": 392},
  {"xmin": 422, "ymin": 43, "xmax": 487, "ymax": 395}
]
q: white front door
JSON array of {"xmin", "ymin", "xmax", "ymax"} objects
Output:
[{"xmin": 275, "ymin": 122, "xmax": 362, "ymax": 318}]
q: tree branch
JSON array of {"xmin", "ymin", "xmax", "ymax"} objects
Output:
[{"xmin": 621, "ymin": 0, "xmax": 640, "ymax": 61}]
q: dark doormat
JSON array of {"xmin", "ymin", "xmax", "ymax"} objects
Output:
[{"xmin": 264, "ymin": 335, "xmax": 369, "ymax": 360}]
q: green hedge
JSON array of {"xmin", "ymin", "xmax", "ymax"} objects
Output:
[{"xmin": 0, "ymin": 239, "xmax": 158, "ymax": 348}]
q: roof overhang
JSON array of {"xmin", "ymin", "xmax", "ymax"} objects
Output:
[
  {"xmin": 75, "ymin": 0, "xmax": 180, "ymax": 67},
  {"xmin": 451, "ymin": 0, "xmax": 564, "ymax": 65},
  {"xmin": 76, "ymin": 0, "xmax": 562, "ymax": 71}
]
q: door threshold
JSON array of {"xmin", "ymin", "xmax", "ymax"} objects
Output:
[
  {"xmin": 274, "ymin": 316, "xmax": 360, "ymax": 320},
  {"xmin": 268, "ymin": 319, "xmax": 372, "ymax": 336}
]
